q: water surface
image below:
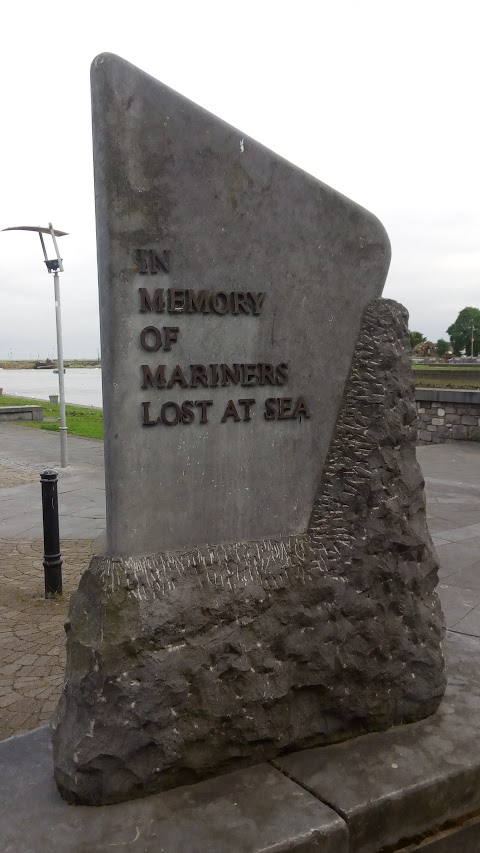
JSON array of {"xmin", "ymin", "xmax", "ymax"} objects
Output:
[{"xmin": 0, "ymin": 368, "xmax": 103, "ymax": 408}]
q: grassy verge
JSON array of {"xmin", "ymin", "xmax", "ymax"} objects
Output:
[
  {"xmin": 414, "ymin": 378, "xmax": 480, "ymax": 390},
  {"xmin": 0, "ymin": 394, "xmax": 104, "ymax": 439},
  {"xmin": 412, "ymin": 364, "xmax": 480, "ymax": 371}
]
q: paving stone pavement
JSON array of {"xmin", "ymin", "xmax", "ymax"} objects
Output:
[
  {"xmin": 0, "ymin": 538, "xmax": 93, "ymax": 739},
  {"xmin": 0, "ymin": 421, "xmax": 479, "ymax": 740}
]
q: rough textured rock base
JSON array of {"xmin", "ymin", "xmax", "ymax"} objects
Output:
[{"xmin": 52, "ymin": 298, "xmax": 446, "ymax": 805}]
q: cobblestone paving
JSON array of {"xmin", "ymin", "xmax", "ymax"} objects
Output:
[{"xmin": 0, "ymin": 539, "xmax": 93, "ymax": 739}]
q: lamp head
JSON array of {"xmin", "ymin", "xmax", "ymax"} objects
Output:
[{"xmin": 1, "ymin": 225, "xmax": 68, "ymax": 274}]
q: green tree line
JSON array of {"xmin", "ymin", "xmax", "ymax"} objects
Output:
[{"xmin": 409, "ymin": 306, "xmax": 480, "ymax": 356}]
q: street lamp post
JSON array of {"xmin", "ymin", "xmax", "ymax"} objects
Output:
[{"xmin": 2, "ymin": 224, "xmax": 69, "ymax": 467}]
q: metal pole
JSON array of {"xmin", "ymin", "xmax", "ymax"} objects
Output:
[
  {"xmin": 53, "ymin": 270, "xmax": 68, "ymax": 467},
  {"xmin": 41, "ymin": 469, "xmax": 63, "ymax": 597},
  {"xmin": 472, "ymin": 323, "xmax": 475, "ymax": 358}
]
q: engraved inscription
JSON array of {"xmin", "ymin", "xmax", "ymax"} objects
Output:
[
  {"xmin": 136, "ymin": 249, "xmax": 170, "ymax": 274},
  {"xmin": 139, "ymin": 287, "xmax": 265, "ymax": 315},
  {"xmin": 134, "ymin": 249, "xmax": 310, "ymax": 427}
]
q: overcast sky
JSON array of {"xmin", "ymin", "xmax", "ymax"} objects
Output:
[{"xmin": 1, "ymin": 0, "xmax": 479, "ymax": 358}]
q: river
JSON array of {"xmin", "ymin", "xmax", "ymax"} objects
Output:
[{"xmin": 0, "ymin": 368, "xmax": 103, "ymax": 408}]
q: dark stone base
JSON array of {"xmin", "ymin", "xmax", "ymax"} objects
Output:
[
  {"xmin": 52, "ymin": 298, "xmax": 446, "ymax": 805},
  {"xmin": 2, "ymin": 634, "xmax": 478, "ymax": 852}
]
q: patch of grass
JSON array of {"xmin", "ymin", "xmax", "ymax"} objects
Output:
[
  {"xmin": 0, "ymin": 394, "xmax": 104, "ymax": 439},
  {"xmin": 414, "ymin": 378, "xmax": 480, "ymax": 390},
  {"xmin": 412, "ymin": 364, "xmax": 480, "ymax": 370}
]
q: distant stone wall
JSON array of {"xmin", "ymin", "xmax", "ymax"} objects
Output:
[
  {"xmin": 0, "ymin": 405, "xmax": 44, "ymax": 422},
  {"xmin": 416, "ymin": 389, "xmax": 480, "ymax": 444}
]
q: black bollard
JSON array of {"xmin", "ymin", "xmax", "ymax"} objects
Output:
[{"xmin": 40, "ymin": 469, "xmax": 63, "ymax": 597}]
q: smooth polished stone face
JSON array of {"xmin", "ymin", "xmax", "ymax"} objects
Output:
[{"xmin": 91, "ymin": 53, "xmax": 390, "ymax": 557}]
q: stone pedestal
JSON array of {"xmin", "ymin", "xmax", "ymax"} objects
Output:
[{"xmin": 52, "ymin": 298, "xmax": 445, "ymax": 804}]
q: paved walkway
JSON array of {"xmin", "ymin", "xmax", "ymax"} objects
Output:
[
  {"xmin": 418, "ymin": 441, "xmax": 480, "ymax": 636},
  {"xmin": 0, "ymin": 422, "xmax": 105, "ymax": 540},
  {"xmin": 0, "ymin": 421, "xmax": 479, "ymax": 739}
]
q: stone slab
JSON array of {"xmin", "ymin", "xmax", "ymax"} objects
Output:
[
  {"xmin": 275, "ymin": 632, "xmax": 480, "ymax": 853},
  {"xmin": 397, "ymin": 818, "xmax": 480, "ymax": 853},
  {"xmin": 0, "ymin": 406, "xmax": 43, "ymax": 421},
  {"xmin": 415, "ymin": 389, "xmax": 480, "ymax": 405},
  {"xmin": 91, "ymin": 52, "xmax": 390, "ymax": 557},
  {"xmin": 397, "ymin": 816, "xmax": 480, "ymax": 851},
  {"xmin": 0, "ymin": 727, "xmax": 347, "ymax": 853}
]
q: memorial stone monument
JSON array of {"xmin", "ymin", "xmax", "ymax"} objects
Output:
[{"xmin": 52, "ymin": 54, "xmax": 446, "ymax": 805}]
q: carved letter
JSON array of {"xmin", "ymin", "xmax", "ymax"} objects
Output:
[
  {"xmin": 232, "ymin": 292, "xmax": 251, "ymax": 314},
  {"xmin": 241, "ymin": 364, "xmax": 258, "ymax": 386},
  {"xmin": 211, "ymin": 292, "xmax": 230, "ymax": 315},
  {"xmin": 140, "ymin": 326, "xmax": 162, "ymax": 352},
  {"xmin": 195, "ymin": 400, "xmax": 213, "ymax": 423},
  {"xmin": 249, "ymin": 292, "xmax": 266, "ymax": 314},
  {"xmin": 259, "ymin": 364, "xmax": 275, "ymax": 386},
  {"xmin": 160, "ymin": 402, "xmax": 181, "ymax": 426},
  {"xmin": 148, "ymin": 249, "xmax": 170, "ymax": 273},
  {"xmin": 136, "ymin": 249, "xmax": 149, "ymax": 274},
  {"xmin": 275, "ymin": 363, "xmax": 289, "ymax": 385},
  {"xmin": 142, "ymin": 401, "xmax": 157, "ymax": 426},
  {"xmin": 163, "ymin": 326, "xmax": 179, "ymax": 351},
  {"xmin": 139, "ymin": 288, "xmax": 165, "ymax": 313},
  {"xmin": 168, "ymin": 289, "xmax": 186, "ymax": 312},
  {"xmin": 293, "ymin": 396, "xmax": 310, "ymax": 420},
  {"xmin": 264, "ymin": 398, "xmax": 276, "ymax": 421},
  {"xmin": 190, "ymin": 365, "xmax": 209, "ymax": 387},
  {"xmin": 220, "ymin": 364, "xmax": 241, "ymax": 386},
  {"xmin": 167, "ymin": 365, "xmax": 189, "ymax": 389},
  {"xmin": 278, "ymin": 397, "xmax": 293, "ymax": 419},
  {"xmin": 181, "ymin": 401, "xmax": 195, "ymax": 424},
  {"xmin": 186, "ymin": 290, "xmax": 211, "ymax": 313},
  {"xmin": 141, "ymin": 364, "xmax": 166, "ymax": 389},
  {"xmin": 238, "ymin": 398, "xmax": 256, "ymax": 421},
  {"xmin": 221, "ymin": 400, "xmax": 241, "ymax": 423},
  {"xmin": 209, "ymin": 364, "xmax": 220, "ymax": 387}
]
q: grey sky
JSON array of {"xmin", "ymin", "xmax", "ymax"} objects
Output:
[{"xmin": 1, "ymin": 0, "xmax": 479, "ymax": 357}]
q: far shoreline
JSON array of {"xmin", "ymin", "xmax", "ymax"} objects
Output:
[{"xmin": 0, "ymin": 362, "xmax": 101, "ymax": 371}]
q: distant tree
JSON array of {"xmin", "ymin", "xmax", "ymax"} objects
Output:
[
  {"xmin": 436, "ymin": 338, "xmax": 450, "ymax": 358},
  {"xmin": 447, "ymin": 307, "xmax": 480, "ymax": 356},
  {"xmin": 409, "ymin": 330, "xmax": 426, "ymax": 349}
]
